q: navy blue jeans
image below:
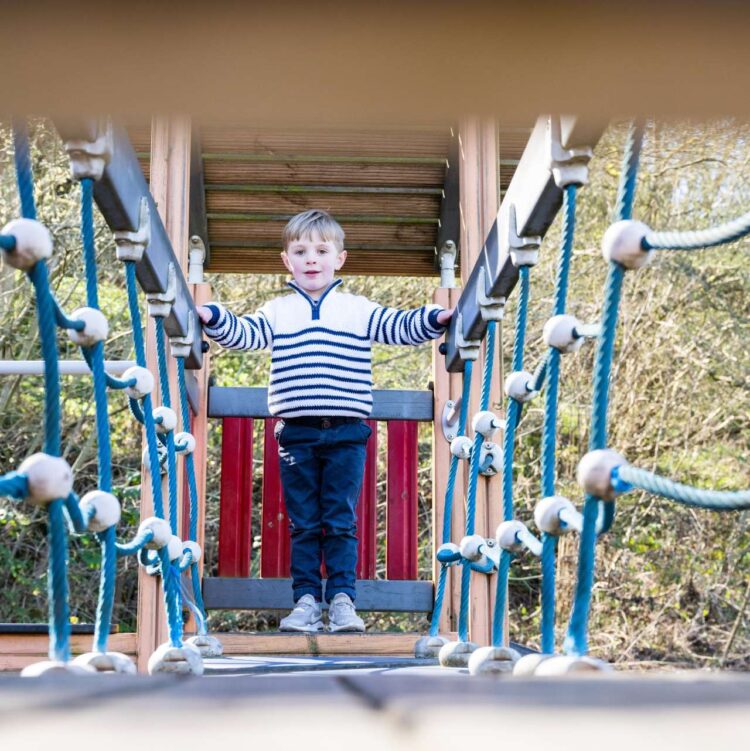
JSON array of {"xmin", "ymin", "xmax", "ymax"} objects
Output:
[{"xmin": 276, "ymin": 418, "xmax": 371, "ymax": 603}]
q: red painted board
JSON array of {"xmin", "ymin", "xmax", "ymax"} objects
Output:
[
  {"xmin": 356, "ymin": 420, "xmax": 378, "ymax": 579},
  {"xmin": 217, "ymin": 418, "xmax": 253, "ymax": 577},
  {"xmin": 386, "ymin": 420, "xmax": 419, "ymax": 580},
  {"xmin": 261, "ymin": 418, "xmax": 291, "ymax": 577}
]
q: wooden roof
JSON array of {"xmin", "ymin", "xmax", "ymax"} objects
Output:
[{"xmin": 130, "ymin": 125, "xmax": 530, "ymax": 277}]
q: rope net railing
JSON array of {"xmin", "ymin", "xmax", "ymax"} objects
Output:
[
  {"xmin": 418, "ymin": 118, "xmax": 749, "ymax": 677},
  {"xmin": 0, "ymin": 119, "xmax": 220, "ymax": 676}
]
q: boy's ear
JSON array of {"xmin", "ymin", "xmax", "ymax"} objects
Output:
[
  {"xmin": 280, "ymin": 251, "xmax": 293, "ymax": 273},
  {"xmin": 335, "ymin": 250, "xmax": 347, "ymax": 270}
]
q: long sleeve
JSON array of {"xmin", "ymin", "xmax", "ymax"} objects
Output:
[
  {"xmin": 366, "ymin": 303, "xmax": 447, "ymax": 345},
  {"xmin": 202, "ymin": 302, "xmax": 273, "ymax": 351}
]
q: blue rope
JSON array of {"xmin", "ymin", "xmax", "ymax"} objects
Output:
[
  {"xmin": 457, "ymin": 321, "xmax": 496, "ymax": 643},
  {"xmin": 80, "ymin": 347, "xmax": 136, "ymax": 390},
  {"xmin": 0, "ymin": 234, "xmax": 17, "ymax": 251},
  {"xmin": 159, "ymin": 549, "xmax": 184, "ymax": 647},
  {"xmin": 428, "ymin": 361, "xmax": 473, "ymax": 638},
  {"xmin": 63, "ymin": 492, "xmax": 89, "ymax": 534},
  {"xmin": 0, "ymin": 471, "xmax": 29, "ymax": 499},
  {"xmin": 155, "ymin": 318, "xmax": 178, "ymax": 534},
  {"xmin": 125, "ymin": 262, "xmax": 165, "ymax": 518},
  {"xmin": 51, "ymin": 297, "xmax": 85, "ymax": 331},
  {"xmin": 512, "ymin": 267, "xmax": 530, "ymax": 372},
  {"xmin": 47, "ymin": 500, "xmax": 70, "ymax": 662},
  {"xmin": 128, "ymin": 397, "xmax": 146, "ymax": 425},
  {"xmin": 613, "ymin": 465, "xmax": 750, "ymax": 510},
  {"xmin": 13, "ymin": 120, "xmax": 37, "ymax": 220},
  {"xmin": 643, "ymin": 210, "xmax": 750, "ymax": 251},
  {"xmin": 491, "ymin": 550, "xmax": 513, "ymax": 646},
  {"xmin": 116, "ymin": 528, "xmax": 154, "ymax": 557},
  {"xmin": 563, "ymin": 123, "xmax": 644, "ymax": 657}
]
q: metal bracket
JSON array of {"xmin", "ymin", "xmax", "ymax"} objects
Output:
[
  {"xmin": 548, "ymin": 116, "xmax": 593, "ymax": 189},
  {"xmin": 441, "ymin": 397, "xmax": 461, "ymax": 442},
  {"xmin": 476, "ymin": 265, "xmax": 505, "ymax": 321},
  {"xmin": 188, "ymin": 235, "xmax": 206, "ymax": 284},
  {"xmin": 455, "ymin": 312, "xmax": 480, "ymax": 361},
  {"xmin": 147, "ymin": 263, "xmax": 176, "ymax": 318},
  {"xmin": 438, "ymin": 240, "xmax": 457, "ymax": 289},
  {"xmin": 62, "ymin": 118, "xmax": 113, "ymax": 181},
  {"xmin": 169, "ymin": 313, "xmax": 196, "ymax": 359},
  {"xmin": 114, "ymin": 197, "xmax": 150, "ymax": 263},
  {"xmin": 479, "ymin": 538, "xmax": 501, "ymax": 568},
  {"xmin": 508, "ymin": 205, "xmax": 541, "ymax": 267}
]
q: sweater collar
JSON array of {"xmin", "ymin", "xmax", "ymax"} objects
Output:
[{"xmin": 287, "ymin": 278, "xmax": 342, "ymax": 319}]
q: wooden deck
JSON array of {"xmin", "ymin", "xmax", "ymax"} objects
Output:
[{"xmin": 1, "ymin": 661, "xmax": 749, "ymax": 749}]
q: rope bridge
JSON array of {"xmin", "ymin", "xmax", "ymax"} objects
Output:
[
  {"xmin": 0, "ymin": 119, "xmax": 221, "ymax": 675},
  {"xmin": 418, "ymin": 118, "xmax": 750, "ymax": 676}
]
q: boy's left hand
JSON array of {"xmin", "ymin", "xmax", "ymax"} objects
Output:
[{"xmin": 436, "ymin": 308, "xmax": 454, "ymax": 326}]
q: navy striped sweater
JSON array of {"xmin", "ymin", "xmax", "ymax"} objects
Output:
[{"xmin": 202, "ymin": 279, "xmax": 447, "ymax": 418}]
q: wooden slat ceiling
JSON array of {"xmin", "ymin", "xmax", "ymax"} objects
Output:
[{"xmin": 129, "ymin": 125, "xmax": 529, "ymax": 277}]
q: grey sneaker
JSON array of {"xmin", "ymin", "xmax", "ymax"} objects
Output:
[
  {"xmin": 279, "ymin": 594, "xmax": 324, "ymax": 632},
  {"xmin": 327, "ymin": 593, "xmax": 365, "ymax": 633}
]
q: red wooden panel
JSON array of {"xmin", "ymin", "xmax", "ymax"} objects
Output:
[
  {"xmin": 217, "ymin": 418, "xmax": 253, "ymax": 577},
  {"xmin": 386, "ymin": 420, "xmax": 419, "ymax": 579},
  {"xmin": 356, "ymin": 420, "xmax": 378, "ymax": 579},
  {"xmin": 260, "ymin": 418, "xmax": 291, "ymax": 577}
]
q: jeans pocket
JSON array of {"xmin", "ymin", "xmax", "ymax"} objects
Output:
[{"xmin": 358, "ymin": 421, "xmax": 373, "ymax": 442}]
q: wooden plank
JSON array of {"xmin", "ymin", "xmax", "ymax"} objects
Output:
[
  {"xmin": 218, "ymin": 418, "xmax": 253, "ymax": 577},
  {"xmin": 207, "ymin": 218, "xmax": 437, "ymax": 246},
  {"xmin": 206, "ymin": 247, "xmax": 438, "ymax": 276},
  {"xmin": 206, "ymin": 190, "xmax": 440, "ymax": 217},
  {"xmin": 431, "ymin": 286, "xmax": 464, "ymax": 634},
  {"xmin": 0, "ymin": 632, "xmax": 136, "ymax": 658},
  {"xmin": 214, "ymin": 631, "xmax": 439, "ymax": 656},
  {"xmin": 136, "ymin": 115, "xmax": 192, "ymax": 672},
  {"xmin": 208, "ymin": 387, "xmax": 433, "ymax": 421},
  {"xmin": 260, "ymin": 418, "xmax": 291, "ymax": 578},
  {"xmin": 203, "ymin": 578, "xmax": 433, "ymax": 612},
  {"xmin": 386, "ymin": 421, "xmax": 419, "ymax": 580},
  {"xmin": 202, "ymin": 162, "xmax": 447, "ymax": 188},
  {"xmin": 356, "ymin": 420, "xmax": 378, "ymax": 580}
]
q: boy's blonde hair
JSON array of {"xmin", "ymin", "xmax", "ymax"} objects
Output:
[{"xmin": 282, "ymin": 209, "xmax": 345, "ymax": 253}]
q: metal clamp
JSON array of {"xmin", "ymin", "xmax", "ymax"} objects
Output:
[
  {"xmin": 455, "ymin": 311, "xmax": 480, "ymax": 361},
  {"xmin": 476, "ymin": 265, "xmax": 505, "ymax": 321},
  {"xmin": 548, "ymin": 116, "xmax": 594, "ymax": 189},
  {"xmin": 188, "ymin": 236, "xmax": 206, "ymax": 284},
  {"xmin": 169, "ymin": 313, "xmax": 196, "ymax": 359},
  {"xmin": 441, "ymin": 397, "xmax": 462, "ymax": 442},
  {"xmin": 438, "ymin": 240, "xmax": 457, "ymax": 289},
  {"xmin": 147, "ymin": 263, "xmax": 176, "ymax": 318},
  {"xmin": 114, "ymin": 197, "xmax": 150, "ymax": 263},
  {"xmin": 508, "ymin": 205, "xmax": 541, "ymax": 267},
  {"xmin": 63, "ymin": 118, "xmax": 113, "ymax": 181}
]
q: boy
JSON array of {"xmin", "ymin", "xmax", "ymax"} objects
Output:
[{"xmin": 197, "ymin": 210, "xmax": 452, "ymax": 632}]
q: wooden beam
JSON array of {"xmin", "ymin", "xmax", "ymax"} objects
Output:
[
  {"xmin": 457, "ymin": 117, "xmax": 503, "ymax": 647},
  {"xmin": 136, "ymin": 116, "xmax": 192, "ymax": 672}
]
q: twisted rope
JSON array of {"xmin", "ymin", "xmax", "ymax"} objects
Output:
[
  {"xmin": 154, "ymin": 318, "xmax": 178, "ymax": 534},
  {"xmin": 643, "ymin": 210, "xmax": 750, "ymax": 251}
]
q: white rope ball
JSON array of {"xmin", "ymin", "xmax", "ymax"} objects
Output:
[
  {"xmin": 79, "ymin": 489, "xmax": 121, "ymax": 532},
  {"xmin": 601, "ymin": 220, "xmax": 652, "ymax": 270},
  {"xmin": 504, "ymin": 371, "xmax": 535, "ymax": 402},
  {"xmin": 167, "ymin": 535, "xmax": 184, "ymax": 561},
  {"xmin": 543, "ymin": 314, "xmax": 584, "ymax": 354},
  {"xmin": 139, "ymin": 516, "xmax": 172, "ymax": 549},
  {"xmin": 19, "ymin": 453, "xmax": 73, "ymax": 505},
  {"xmin": 534, "ymin": 495, "xmax": 576, "ymax": 536},
  {"xmin": 182, "ymin": 540, "xmax": 202, "ymax": 564},
  {"xmin": 449, "ymin": 435, "xmax": 473, "ymax": 460},
  {"xmin": 471, "ymin": 410, "xmax": 501, "ymax": 439},
  {"xmin": 458, "ymin": 534, "xmax": 486, "ymax": 562},
  {"xmin": 153, "ymin": 406, "xmax": 177, "ymax": 434},
  {"xmin": 577, "ymin": 449, "xmax": 627, "ymax": 501},
  {"xmin": 1, "ymin": 218, "xmax": 53, "ymax": 270},
  {"xmin": 175, "ymin": 432, "xmax": 196, "ymax": 454},
  {"xmin": 67, "ymin": 307, "xmax": 109, "ymax": 347},
  {"xmin": 496, "ymin": 520, "xmax": 527, "ymax": 552},
  {"xmin": 122, "ymin": 366, "xmax": 154, "ymax": 399}
]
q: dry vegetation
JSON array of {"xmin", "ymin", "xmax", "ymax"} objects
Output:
[{"xmin": 0, "ymin": 120, "xmax": 747, "ymax": 669}]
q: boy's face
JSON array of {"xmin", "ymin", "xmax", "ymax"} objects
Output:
[{"xmin": 281, "ymin": 230, "xmax": 347, "ymax": 299}]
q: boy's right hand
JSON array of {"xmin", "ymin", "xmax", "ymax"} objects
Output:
[{"xmin": 196, "ymin": 305, "xmax": 213, "ymax": 325}]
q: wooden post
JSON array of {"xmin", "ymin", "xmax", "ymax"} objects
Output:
[
  {"xmin": 432, "ymin": 286, "xmax": 464, "ymax": 634},
  {"xmin": 457, "ymin": 117, "xmax": 503, "ymax": 646},
  {"xmin": 136, "ymin": 116, "xmax": 192, "ymax": 672}
]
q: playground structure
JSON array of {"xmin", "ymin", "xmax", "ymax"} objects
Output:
[{"xmin": 0, "ymin": 112, "xmax": 749, "ymax": 677}]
